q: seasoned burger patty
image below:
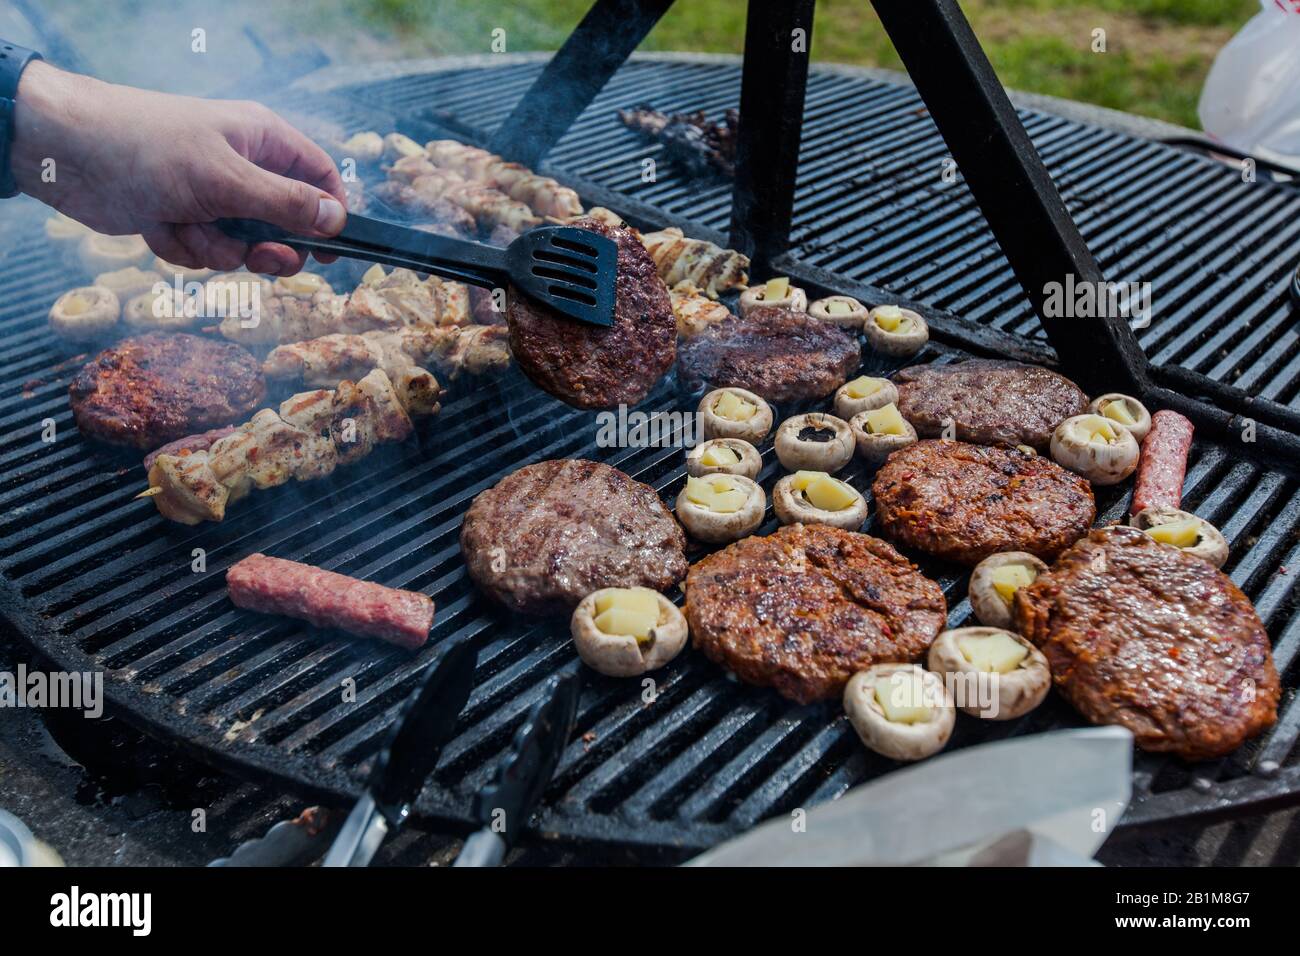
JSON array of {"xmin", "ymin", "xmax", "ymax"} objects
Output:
[
  {"xmin": 70, "ymin": 332, "xmax": 265, "ymax": 450},
  {"xmin": 893, "ymin": 359, "xmax": 1088, "ymax": 450},
  {"xmin": 507, "ymin": 217, "xmax": 675, "ymax": 409},
  {"xmin": 1014, "ymin": 526, "xmax": 1278, "ymax": 760},
  {"xmin": 685, "ymin": 524, "xmax": 947, "ymax": 704},
  {"xmin": 677, "ymin": 306, "xmax": 861, "ymax": 402},
  {"xmin": 460, "ymin": 458, "xmax": 687, "ymax": 615},
  {"xmin": 873, "ymin": 440, "xmax": 1095, "ymax": 565}
]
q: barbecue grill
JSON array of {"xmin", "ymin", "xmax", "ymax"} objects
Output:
[{"xmin": 3, "ymin": 0, "xmax": 1300, "ymax": 857}]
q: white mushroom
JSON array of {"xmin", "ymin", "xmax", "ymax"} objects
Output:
[
  {"xmin": 967, "ymin": 551, "xmax": 1049, "ymax": 629},
  {"xmin": 1088, "ymin": 393, "xmax": 1152, "ymax": 442},
  {"xmin": 738, "ymin": 276, "xmax": 807, "ymax": 316},
  {"xmin": 79, "ymin": 233, "xmax": 150, "ymax": 274},
  {"xmin": 774, "ymin": 413, "xmax": 854, "ymax": 473},
  {"xmin": 686, "ymin": 438, "xmax": 763, "ymax": 479},
  {"xmin": 44, "ymin": 212, "xmax": 92, "ymax": 242},
  {"xmin": 808, "ymin": 295, "xmax": 868, "ymax": 329},
  {"xmin": 1130, "ymin": 506, "xmax": 1229, "ymax": 568},
  {"xmin": 152, "ymin": 256, "xmax": 213, "ymax": 284},
  {"xmin": 833, "ymin": 375, "xmax": 899, "ymax": 420},
  {"xmin": 123, "ymin": 287, "xmax": 198, "ymax": 331},
  {"xmin": 773, "ymin": 471, "xmax": 867, "ymax": 530},
  {"xmin": 571, "ymin": 587, "xmax": 688, "ymax": 677},
  {"xmin": 383, "ymin": 132, "xmax": 426, "ymax": 162},
  {"xmin": 48, "ymin": 286, "xmax": 120, "ymax": 341},
  {"xmin": 864, "ymin": 304, "xmax": 928, "ymax": 357},
  {"xmin": 272, "ymin": 272, "xmax": 334, "ymax": 298},
  {"xmin": 926, "ymin": 627, "xmax": 1050, "ymax": 721},
  {"xmin": 843, "ymin": 664, "xmax": 955, "ymax": 762},
  {"xmin": 339, "ymin": 130, "xmax": 385, "ymax": 163},
  {"xmin": 675, "ymin": 474, "xmax": 765, "ymax": 543},
  {"xmin": 1050, "ymin": 414, "xmax": 1140, "ymax": 485},
  {"xmin": 95, "ymin": 267, "xmax": 163, "ymax": 303},
  {"xmin": 850, "ymin": 402, "xmax": 918, "ymax": 464},
  {"xmin": 698, "ymin": 387, "xmax": 773, "ymax": 443}
]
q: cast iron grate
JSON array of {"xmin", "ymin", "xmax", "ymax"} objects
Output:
[{"xmin": 1, "ymin": 57, "xmax": 1299, "ymax": 851}]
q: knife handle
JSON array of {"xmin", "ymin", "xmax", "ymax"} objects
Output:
[{"xmin": 453, "ymin": 829, "xmax": 507, "ymax": 867}]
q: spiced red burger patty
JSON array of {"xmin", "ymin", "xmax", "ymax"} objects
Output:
[
  {"xmin": 893, "ymin": 359, "xmax": 1088, "ymax": 451},
  {"xmin": 872, "ymin": 440, "xmax": 1095, "ymax": 566},
  {"xmin": 507, "ymin": 217, "xmax": 675, "ymax": 409},
  {"xmin": 1014, "ymin": 526, "xmax": 1279, "ymax": 760},
  {"xmin": 684, "ymin": 523, "xmax": 947, "ymax": 704},
  {"xmin": 70, "ymin": 332, "xmax": 265, "ymax": 450},
  {"xmin": 677, "ymin": 306, "xmax": 861, "ymax": 402},
  {"xmin": 460, "ymin": 458, "xmax": 687, "ymax": 615}
]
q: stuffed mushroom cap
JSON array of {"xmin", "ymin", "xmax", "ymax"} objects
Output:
[
  {"xmin": 698, "ymin": 387, "xmax": 774, "ymax": 443},
  {"xmin": 1050, "ymin": 414, "xmax": 1140, "ymax": 485},
  {"xmin": 773, "ymin": 471, "xmax": 867, "ymax": 531},
  {"xmin": 773, "ymin": 412, "xmax": 854, "ymax": 473},
  {"xmin": 571, "ymin": 587, "xmax": 689, "ymax": 677},
  {"xmin": 808, "ymin": 295, "xmax": 868, "ymax": 329},
  {"xmin": 48, "ymin": 286, "xmax": 121, "ymax": 342},
  {"xmin": 78, "ymin": 233, "xmax": 150, "ymax": 274},
  {"xmin": 1088, "ymin": 393, "xmax": 1152, "ymax": 442},
  {"xmin": 675, "ymin": 473, "xmax": 766, "ymax": 543},
  {"xmin": 864, "ymin": 305, "xmax": 928, "ymax": 358},
  {"xmin": 834, "ymin": 375, "xmax": 899, "ymax": 420},
  {"xmin": 739, "ymin": 277, "xmax": 807, "ymax": 317},
  {"xmin": 967, "ymin": 551, "xmax": 1049, "ymax": 629},
  {"xmin": 844, "ymin": 663, "xmax": 955, "ymax": 761},
  {"xmin": 686, "ymin": 438, "xmax": 763, "ymax": 479},
  {"xmin": 1130, "ymin": 505, "xmax": 1229, "ymax": 568},
  {"xmin": 926, "ymin": 627, "xmax": 1050, "ymax": 720},
  {"xmin": 850, "ymin": 403, "xmax": 918, "ymax": 464}
]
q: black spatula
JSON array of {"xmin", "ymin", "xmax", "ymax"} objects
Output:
[{"xmin": 217, "ymin": 212, "xmax": 618, "ymax": 328}]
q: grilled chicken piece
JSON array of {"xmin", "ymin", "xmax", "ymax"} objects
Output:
[
  {"xmin": 147, "ymin": 369, "xmax": 424, "ymax": 525},
  {"xmin": 670, "ymin": 282, "xmax": 735, "ymax": 337},
  {"xmin": 640, "ymin": 227, "xmax": 749, "ymax": 299},
  {"xmin": 425, "ymin": 139, "xmax": 584, "ymax": 220},
  {"xmin": 370, "ymin": 180, "xmax": 476, "ymax": 236},
  {"xmin": 394, "ymin": 166, "xmax": 541, "ymax": 233}
]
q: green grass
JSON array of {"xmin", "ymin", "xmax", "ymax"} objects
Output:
[{"xmin": 341, "ymin": 0, "xmax": 1262, "ymax": 128}]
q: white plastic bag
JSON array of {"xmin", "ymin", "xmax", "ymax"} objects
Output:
[{"xmin": 1198, "ymin": 0, "xmax": 1300, "ymax": 166}]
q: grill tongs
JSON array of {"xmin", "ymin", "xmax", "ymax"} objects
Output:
[{"xmin": 217, "ymin": 213, "xmax": 618, "ymax": 327}]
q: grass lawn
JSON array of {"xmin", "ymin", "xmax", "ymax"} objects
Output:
[{"xmin": 344, "ymin": 0, "xmax": 1262, "ymax": 129}]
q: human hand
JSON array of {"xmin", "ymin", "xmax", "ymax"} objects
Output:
[{"xmin": 11, "ymin": 61, "xmax": 346, "ymax": 276}]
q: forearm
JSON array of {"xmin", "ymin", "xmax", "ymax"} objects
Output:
[{"xmin": 10, "ymin": 60, "xmax": 98, "ymax": 204}]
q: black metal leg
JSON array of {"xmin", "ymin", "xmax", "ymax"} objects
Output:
[
  {"xmin": 486, "ymin": 0, "xmax": 676, "ymax": 168},
  {"xmin": 728, "ymin": 0, "xmax": 816, "ymax": 275},
  {"xmin": 870, "ymin": 0, "xmax": 1148, "ymax": 396}
]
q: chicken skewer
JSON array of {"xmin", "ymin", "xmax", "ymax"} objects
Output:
[
  {"xmin": 669, "ymin": 281, "xmax": 736, "ymax": 337},
  {"xmin": 423, "ymin": 139, "xmax": 584, "ymax": 221},
  {"xmin": 386, "ymin": 156, "xmax": 541, "ymax": 233},
  {"xmin": 142, "ymin": 368, "xmax": 433, "ymax": 525}
]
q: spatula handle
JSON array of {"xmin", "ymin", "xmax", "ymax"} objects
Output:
[{"xmin": 216, "ymin": 213, "xmax": 511, "ymax": 290}]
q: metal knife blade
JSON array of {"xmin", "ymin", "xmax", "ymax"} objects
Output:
[
  {"xmin": 322, "ymin": 637, "xmax": 478, "ymax": 867},
  {"xmin": 687, "ymin": 726, "xmax": 1133, "ymax": 867},
  {"xmin": 452, "ymin": 669, "xmax": 581, "ymax": 866}
]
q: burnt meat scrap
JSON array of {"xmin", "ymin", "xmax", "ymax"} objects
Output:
[{"xmin": 619, "ymin": 105, "xmax": 739, "ymax": 178}]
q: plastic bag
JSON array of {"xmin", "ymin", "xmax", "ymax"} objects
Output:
[{"xmin": 1198, "ymin": 0, "xmax": 1300, "ymax": 166}]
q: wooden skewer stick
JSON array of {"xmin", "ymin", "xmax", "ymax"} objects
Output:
[{"xmin": 135, "ymin": 486, "xmax": 163, "ymax": 499}]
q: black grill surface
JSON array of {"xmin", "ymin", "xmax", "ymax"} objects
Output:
[{"xmin": 1, "ymin": 57, "xmax": 1299, "ymax": 851}]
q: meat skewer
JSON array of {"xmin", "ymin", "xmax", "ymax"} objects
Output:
[
  {"xmin": 640, "ymin": 227, "xmax": 749, "ymax": 299},
  {"xmin": 1131, "ymin": 409, "xmax": 1194, "ymax": 515},
  {"xmin": 227, "ymin": 553, "xmax": 434, "ymax": 650},
  {"xmin": 142, "ymin": 367, "xmax": 432, "ymax": 524},
  {"xmin": 386, "ymin": 156, "xmax": 541, "ymax": 233},
  {"xmin": 423, "ymin": 139, "xmax": 584, "ymax": 220},
  {"xmin": 262, "ymin": 323, "xmax": 510, "ymax": 387},
  {"xmin": 618, "ymin": 106, "xmax": 739, "ymax": 178},
  {"xmin": 669, "ymin": 282, "xmax": 735, "ymax": 337}
]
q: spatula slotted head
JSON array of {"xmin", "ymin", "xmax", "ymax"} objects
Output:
[{"xmin": 505, "ymin": 226, "xmax": 618, "ymax": 327}]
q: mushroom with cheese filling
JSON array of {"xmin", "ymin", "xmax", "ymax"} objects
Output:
[
  {"xmin": 850, "ymin": 402, "xmax": 917, "ymax": 464},
  {"xmin": 571, "ymin": 587, "xmax": 689, "ymax": 677},
  {"xmin": 738, "ymin": 276, "xmax": 807, "ymax": 316},
  {"xmin": 152, "ymin": 257, "xmax": 213, "ymax": 284},
  {"xmin": 967, "ymin": 551, "xmax": 1049, "ymax": 629},
  {"xmin": 926, "ymin": 627, "xmax": 1050, "ymax": 721},
  {"xmin": 675, "ymin": 473, "xmax": 765, "ymax": 543},
  {"xmin": 773, "ymin": 470, "xmax": 867, "ymax": 530},
  {"xmin": 1050, "ymin": 413, "xmax": 1140, "ymax": 485},
  {"xmin": 1130, "ymin": 505, "xmax": 1229, "ymax": 568},
  {"xmin": 864, "ymin": 304, "xmax": 928, "ymax": 357},
  {"xmin": 774, "ymin": 412, "xmax": 854, "ymax": 472},
  {"xmin": 686, "ymin": 438, "xmax": 762, "ymax": 479},
  {"xmin": 698, "ymin": 387, "xmax": 773, "ymax": 443},
  {"xmin": 808, "ymin": 295, "xmax": 868, "ymax": 329},
  {"xmin": 123, "ymin": 287, "xmax": 199, "ymax": 331},
  {"xmin": 78, "ymin": 233, "xmax": 150, "ymax": 274},
  {"xmin": 844, "ymin": 663, "xmax": 955, "ymax": 762},
  {"xmin": 48, "ymin": 286, "xmax": 121, "ymax": 341},
  {"xmin": 273, "ymin": 272, "xmax": 334, "ymax": 299},
  {"xmin": 1088, "ymin": 393, "xmax": 1151, "ymax": 442},
  {"xmin": 95, "ymin": 267, "xmax": 163, "ymax": 303},
  {"xmin": 834, "ymin": 375, "xmax": 898, "ymax": 420}
]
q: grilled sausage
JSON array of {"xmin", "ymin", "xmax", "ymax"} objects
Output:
[
  {"xmin": 227, "ymin": 554, "xmax": 434, "ymax": 649},
  {"xmin": 1130, "ymin": 409, "xmax": 1193, "ymax": 515}
]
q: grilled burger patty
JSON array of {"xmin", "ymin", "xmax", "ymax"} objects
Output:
[
  {"xmin": 507, "ymin": 217, "xmax": 676, "ymax": 409},
  {"xmin": 1014, "ymin": 526, "xmax": 1279, "ymax": 760},
  {"xmin": 893, "ymin": 359, "xmax": 1088, "ymax": 450},
  {"xmin": 70, "ymin": 332, "xmax": 265, "ymax": 450},
  {"xmin": 677, "ymin": 306, "xmax": 861, "ymax": 402},
  {"xmin": 460, "ymin": 458, "xmax": 687, "ymax": 615},
  {"xmin": 873, "ymin": 440, "xmax": 1095, "ymax": 566},
  {"xmin": 684, "ymin": 523, "xmax": 947, "ymax": 704}
]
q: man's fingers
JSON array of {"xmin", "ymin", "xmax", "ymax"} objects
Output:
[
  {"xmin": 174, "ymin": 223, "xmax": 248, "ymax": 272},
  {"xmin": 245, "ymin": 241, "xmax": 307, "ymax": 277},
  {"xmin": 233, "ymin": 162, "xmax": 346, "ymax": 238},
  {"xmin": 140, "ymin": 224, "xmax": 203, "ymax": 270}
]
